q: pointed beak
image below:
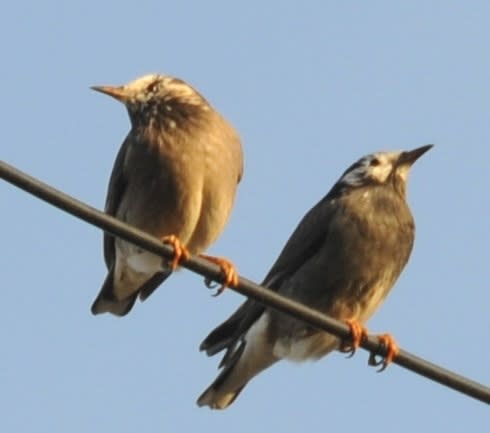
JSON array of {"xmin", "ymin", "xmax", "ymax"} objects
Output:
[
  {"xmin": 398, "ymin": 144, "xmax": 433, "ymax": 166},
  {"xmin": 91, "ymin": 85, "xmax": 128, "ymax": 103}
]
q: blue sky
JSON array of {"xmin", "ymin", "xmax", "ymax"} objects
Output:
[{"xmin": 1, "ymin": 1, "xmax": 488, "ymax": 432}]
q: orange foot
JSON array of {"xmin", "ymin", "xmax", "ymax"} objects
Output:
[
  {"xmin": 368, "ymin": 333, "xmax": 399, "ymax": 372},
  {"xmin": 200, "ymin": 255, "xmax": 238, "ymax": 296},
  {"xmin": 340, "ymin": 319, "xmax": 369, "ymax": 358},
  {"xmin": 161, "ymin": 235, "xmax": 190, "ymax": 270}
]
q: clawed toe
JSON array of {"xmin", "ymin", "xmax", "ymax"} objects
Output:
[
  {"xmin": 368, "ymin": 333, "xmax": 399, "ymax": 372},
  {"xmin": 161, "ymin": 235, "xmax": 190, "ymax": 270},
  {"xmin": 340, "ymin": 319, "xmax": 368, "ymax": 358},
  {"xmin": 200, "ymin": 255, "xmax": 238, "ymax": 296}
]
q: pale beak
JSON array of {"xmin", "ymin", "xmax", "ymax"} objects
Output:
[{"xmin": 91, "ymin": 85, "xmax": 129, "ymax": 103}]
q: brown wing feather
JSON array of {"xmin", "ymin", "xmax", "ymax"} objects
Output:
[
  {"xmin": 261, "ymin": 194, "xmax": 333, "ymax": 289},
  {"xmin": 103, "ymin": 136, "xmax": 131, "ymax": 269},
  {"xmin": 200, "ymin": 193, "xmax": 335, "ymax": 357}
]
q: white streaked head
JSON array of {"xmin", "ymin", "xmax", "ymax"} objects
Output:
[
  {"xmin": 92, "ymin": 73, "xmax": 211, "ymax": 127},
  {"xmin": 339, "ymin": 152, "xmax": 401, "ymax": 187},
  {"xmin": 92, "ymin": 74, "xmax": 208, "ymax": 107},
  {"xmin": 337, "ymin": 145, "xmax": 433, "ymax": 190}
]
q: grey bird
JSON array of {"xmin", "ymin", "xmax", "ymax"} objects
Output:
[
  {"xmin": 197, "ymin": 145, "xmax": 432, "ymax": 409},
  {"xmin": 91, "ymin": 74, "xmax": 243, "ymax": 316}
]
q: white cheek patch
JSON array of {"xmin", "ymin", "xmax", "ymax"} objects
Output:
[
  {"xmin": 371, "ymin": 162, "xmax": 393, "ymax": 182},
  {"xmin": 134, "ymin": 93, "xmax": 151, "ymax": 103},
  {"xmin": 396, "ymin": 165, "xmax": 410, "ymax": 182}
]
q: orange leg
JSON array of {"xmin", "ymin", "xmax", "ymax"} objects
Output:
[
  {"xmin": 340, "ymin": 319, "xmax": 369, "ymax": 357},
  {"xmin": 161, "ymin": 235, "xmax": 190, "ymax": 270},
  {"xmin": 368, "ymin": 333, "xmax": 399, "ymax": 372},
  {"xmin": 200, "ymin": 255, "xmax": 239, "ymax": 296}
]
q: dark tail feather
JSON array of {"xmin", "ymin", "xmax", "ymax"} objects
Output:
[
  {"xmin": 200, "ymin": 316, "xmax": 243, "ymax": 356},
  {"xmin": 198, "ymin": 306, "xmax": 277, "ymax": 409},
  {"xmin": 91, "ymin": 270, "xmax": 138, "ymax": 316},
  {"xmin": 91, "ymin": 268, "xmax": 171, "ymax": 316},
  {"xmin": 200, "ymin": 299, "xmax": 264, "ymax": 356},
  {"xmin": 197, "ymin": 382, "xmax": 246, "ymax": 410},
  {"xmin": 197, "ymin": 342, "xmax": 247, "ymax": 409},
  {"xmin": 138, "ymin": 270, "xmax": 172, "ymax": 301}
]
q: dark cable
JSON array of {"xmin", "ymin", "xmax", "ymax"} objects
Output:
[{"xmin": 1, "ymin": 159, "xmax": 489, "ymax": 404}]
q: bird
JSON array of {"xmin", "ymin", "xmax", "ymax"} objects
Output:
[
  {"xmin": 197, "ymin": 145, "xmax": 432, "ymax": 409},
  {"xmin": 90, "ymin": 73, "xmax": 243, "ymax": 316}
]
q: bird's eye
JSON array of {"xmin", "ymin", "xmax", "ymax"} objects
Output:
[
  {"xmin": 370, "ymin": 158, "xmax": 381, "ymax": 167},
  {"xmin": 147, "ymin": 82, "xmax": 159, "ymax": 93}
]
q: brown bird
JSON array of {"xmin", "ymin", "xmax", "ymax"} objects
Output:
[
  {"xmin": 198, "ymin": 145, "xmax": 431, "ymax": 409},
  {"xmin": 91, "ymin": 74, "xmax": 243, "ymax": 316}
]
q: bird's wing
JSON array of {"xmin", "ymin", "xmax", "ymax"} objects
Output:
[
  {"xmin": 200, "ymin": 193, "xmax": 334, "ymax": 358},
  {"xmin": 103, "ymin": 136, "xmax": 131, "ymax": 269},
  {"xmin": 261, "ymin": 193, "xmax": 333, "ymax": 289}
]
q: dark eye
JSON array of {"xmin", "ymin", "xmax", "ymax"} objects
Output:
[
  {"xmin": 370, "ymin": 158, "xmax": 381, "ymax": 167},
  {"xmin": 147, "ymin": 82, "xmax": 159, "ymax": 93}
]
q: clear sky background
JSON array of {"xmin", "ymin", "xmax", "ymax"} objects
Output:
[{"xmin": 1, "ymin": 2, "xmax": 488, "ymax": 432}]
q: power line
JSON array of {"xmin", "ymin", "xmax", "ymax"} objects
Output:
[{"xmin": 0, "ymin": 159, "xmax": 489, "ymax": 405}]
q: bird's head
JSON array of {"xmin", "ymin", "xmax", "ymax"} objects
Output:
[
  {"xmin": 335, "ymin": 145, "xmax": 433, "ymax": 196},
  {"xmin": 91, "ymin": 74, "xmax": 209, "ymax": 127}
]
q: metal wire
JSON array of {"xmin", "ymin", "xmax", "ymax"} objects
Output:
[{"xmin": 1, "ymin": 159, "xmax": 489, "ymax": 405}]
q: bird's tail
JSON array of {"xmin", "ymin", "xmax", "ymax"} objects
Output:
[
  {"xmin": 197, "ymin": 314, "xmax": 277, "ymax": 409},
  {"xmin": 197, "ymin": 375, "xmax": 246, "ymax": 409},
  {"xmin": 91, "ymin": 269, "xmax": 171, "ymax": 316},
  {"xmin": 197, "ymin": 342, "xmax": 247, "ymax": 409},
  {"xmin": 91, "ymin": 270, "xmax": 138, "ymax": 317}
]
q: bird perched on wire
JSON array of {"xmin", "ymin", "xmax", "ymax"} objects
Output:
[
  {"xmin": 197, "ymin": 145, "xmax": 432, "ymax": 409},
  {"xmin": 90, "ymin": 74, "xmax": 243, "ymax": 316}
]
